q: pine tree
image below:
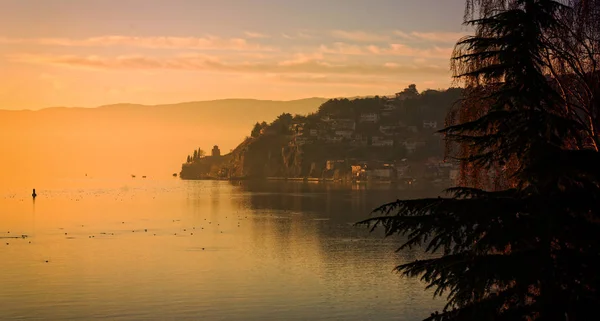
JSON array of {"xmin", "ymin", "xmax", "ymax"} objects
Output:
[
  {"xmin": 360, "ymin": 1, "xmax": 600, "ymax": 320},
  {"xmin": 186, "ymin": 155, "xmax": 191, "ymax": 163},
  {"xmin": 193, "ymin": 150, "xmax": 198, "ymax": 161}
]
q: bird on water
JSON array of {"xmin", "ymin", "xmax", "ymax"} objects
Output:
[{"xmin": 32, "ymin": 189, "xmax": 37, "ymax": 198}]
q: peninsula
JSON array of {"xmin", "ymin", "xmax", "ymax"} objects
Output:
[{"xmin": 180, "ymin": 85, "xmax": 462, "ymax": 187}]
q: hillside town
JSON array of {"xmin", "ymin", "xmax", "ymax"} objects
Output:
[{"xmin": 181, "ymin": 85, "xmax": 462, "ymax": 187}]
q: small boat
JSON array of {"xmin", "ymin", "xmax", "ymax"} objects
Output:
[
  {"xmin": 142, "ymin": 176, "xmax": 147, "ymax": 178},
  {"xmin": 131, "ymin": 175, "xmax": 136, "ymax": 178},
  {"xmin": 172, "ymin": 173, "xmax": 177, "ymax": 177}
]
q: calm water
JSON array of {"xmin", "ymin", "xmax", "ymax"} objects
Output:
[{"xmin": 0, "ymin": 179, "xmax": 441, "ymax": 320}]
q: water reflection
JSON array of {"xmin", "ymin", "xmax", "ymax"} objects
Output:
[{"xmin": 0, "ymin": 179, "xmax": 442, "ymax": 320}]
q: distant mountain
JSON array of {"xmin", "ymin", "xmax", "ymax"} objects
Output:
[{"xmin": 0, "ymin": 98, "xmax": 328, "ymax": 184}]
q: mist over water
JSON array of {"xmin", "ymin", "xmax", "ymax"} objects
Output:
[{"xmin": 0, "ymin": 99, "xmax": 325, "ymax": 188}]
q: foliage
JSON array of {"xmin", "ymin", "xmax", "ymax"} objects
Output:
[
  {"xmin": 270, "ymin": 113, "xmax": 294, "ymax": 135},
  {"xmin": 251, "ymin": 121, "xmax": 268, "ymax": 138},
  {"xmin": 360, "ymin": 1, "xmax": 600, "ymax": 320},
  {"xmin": 396, "ymin": 84, "xmax": 419, "ymax": 99}
]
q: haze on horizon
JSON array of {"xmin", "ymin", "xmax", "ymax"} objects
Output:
[
  {"xmin": 0, "ymin": 0, "xmax": 468, "ymax": 190},
  {"xmin": 0, "ymin": 0, "xmax": 466, "ymax": 110}
]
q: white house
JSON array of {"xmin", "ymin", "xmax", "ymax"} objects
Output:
[
  {"xmin": 326, "ymin": 136, "xmax": 344, "ymax": 144},
  {"xmin": 295, "ymin": 136, "xmax": 313, "ymax": 146},
  {"xmin": 335, "ymin": 130, "xmax": 354, "ymax": 139},
  {"xmin": 372, "ymin": 139, "xmax": 394, "ymax": 147},
  {"xmin": 382, "ymin": 103, "xmax": 397, "ymax": 111},
  {"xmin": 331, "ymin": 119, "xmax": 356, "ymax": 130},
  {"xmin": 379, "ymin": 125, "xmax": 399, "ymax": 135},
  {"xmin": 360, "ymin": 113, "xmax": 379, "ymax": 123}
]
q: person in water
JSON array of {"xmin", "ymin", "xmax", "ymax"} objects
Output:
[{"xmin": 32, "ymin": 189, "xmax": 37, "ymax": 198}]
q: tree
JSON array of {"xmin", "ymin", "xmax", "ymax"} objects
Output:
[
  {"xmin": 251, "ymin": 122, "xmax": 262, "ymax": 138},
  {"xmin": 197, "ymin": 148, "xmax": 205, "ymax": 158},
  {"xmin": 193, "ymin": 150, "xmax": 198, "ymax": 161},
  {"xmin": 360, "ymin": 1, "xmax": 600, "ymax": 320},
  {"xmin": 396, "ymin": 84, "xmax": 419, "ymax": 99},
  {"xmin": 186, "ymin": 155, "xmax": 191, "ymax": 163},
  {"xmin": 271, "ymin": 113, "xmax": 294, "ymax": 135},
  {"xmin": 251, "ymin": 121, "xmax": 269, "ymax": 137}
]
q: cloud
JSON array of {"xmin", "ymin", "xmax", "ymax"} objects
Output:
[
  {"xmin": 328, "ymin": 30, "xmax": 468, "ymax": 44},
  {"xmin": 394, "ymin": 31, "xmax": 468, "ymax": 43},
  {"xmin": 269, "ymin": 74, "xmax": 403, "ymax": 87},
  {"xmin": 279, "ymin": 31, "xmax": 314, "ymax": 40},
  {"xmin": 330, "ymin": 30, "xmax": 390, "ymax": 42},
  {"xmin": 0, "ymin": 35, "xmax": 274, "ymax": 51},
  {"xmin": 9, "ymin": 53, "xmax": 449, "ymax": 77},
  {"xmin": 244, "ymin": 31, "xmax": 270, "ymax": 39},
  {"xmin": 278, "ymin": 52, "xmax": 325, "ymax": 66},
  {"xmin": 319, "ymin": 42, "xmax": 453, "ymax": 59}
]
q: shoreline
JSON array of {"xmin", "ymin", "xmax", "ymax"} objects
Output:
[{"xmin": 179, "ymin": 176, "xmax": 452, "ymax": 187}]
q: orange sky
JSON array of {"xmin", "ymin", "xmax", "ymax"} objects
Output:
[{"xmin": 0, "ymin": 0, "xmax": 468, "ymax": 109}]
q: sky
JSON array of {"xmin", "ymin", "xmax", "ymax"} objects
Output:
[{"xmin": 0, "ymin": 0, "xmax": 469, "ymax": 109}]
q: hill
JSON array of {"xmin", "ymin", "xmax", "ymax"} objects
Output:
[
  {"xmin": 0, "ymin": 98, "xmax": 327, "ymax": 186},
  {"xmin": 180, "ymin": 86, "xmax": 463, "ymax": 185}
]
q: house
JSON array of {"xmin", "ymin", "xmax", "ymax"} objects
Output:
[
  {"xmin": 351, "ymin": 135, "xmax": 369, "ymax": 146},
  {"xmin": 290, "ymin": 123, "xmax": 305, "ymax": 134},
  {"xmin": 359, "ymin": 113, "xmax": 379, "ymax": 123},
  {"xmin": 382, "ymin": 103, "xmax": 397, "ymax": 111},
  {"xmin": 326, "ymin": 136, "xmax": 343, "ymax": 144},
  {"xmin": 403, "ymin": 141, "xmax": 418, "ymax": 154},
  {"xmin": 367, "ymin": 168, "xmax": 394, "ymax": 180},
  {"xmin": 295, "ymin": 136, "xmax": 311, "ymax": 146},
  {"xmin": 335, "ymin": 130, "xmax": 354, "ymax": 139},
  {"xmin": 211, "ymin": 145, "xmax": 221, "ymax": 157},
  {"xmin": 379, "ymin": 125, "xmax": 399, "ymax": 135},
  {"xmin": 331, "ymin": 119, "xmax": 356, "ymax": 130},
  {"xmin": 449, "ymin": 169, "xmax": 459, "ymax": 181},
  {"xmin": 402, "ymin": 140, "xmax": 426, "ymax": 153},
  {"xmin": 326, "ymin": 160, "xmax": 346, "ymax": 170},
  {"xmin": 372, "ymin": 139, "xmax": 394, "ymax": 147},
  {"xmin": 351, "ymin": 165, "xmax": 364, "ymax": 177},
  {"xmin": 423, "ymin": 121, "xmax": 438, "ymax": 129},
  {"xmin": 396, "ymin": 165, "xmax": 410, "ymax": 179}
]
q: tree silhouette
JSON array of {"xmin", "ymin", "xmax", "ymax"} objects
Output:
[
  {"xmin": 193, "ymin": 150, "xmax": 198, "ymax": 161},
  {"xmin": 251, "ymin": 122, "xmax": 262, "ymax": 137},
  {"xmin": 398, "ymin": 84, "xmax": 418, "ymax": 97},
  {"xmin": 360, "ymin": 1, "xmax": 600, "ymax": 320},
  {"xmin": 186, "ymin": 155, "xmax": 191, "ymax": 163},
  {"xmin": 198, "ymin": 148, "xmax": 205, "ymax": 158},
  {"xmin": 251, "ymin": 121, "xmax": 268, "ymax": 137}
]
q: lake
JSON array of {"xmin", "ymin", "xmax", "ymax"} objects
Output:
[{"xmin": 0, "ymin": 178, "xmax": 442, "ymax": 320}]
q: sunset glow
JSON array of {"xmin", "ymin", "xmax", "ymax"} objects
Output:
[{"xmin": 0, "ymin": 0, "xmax": 466, "ymax": 109}]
